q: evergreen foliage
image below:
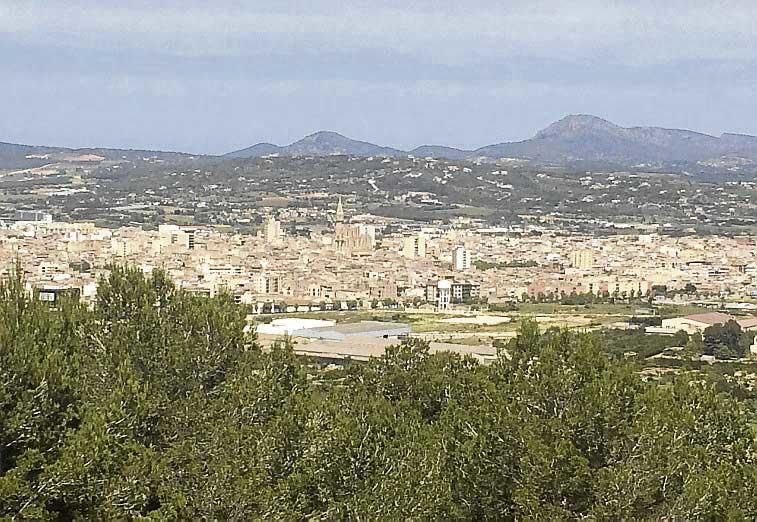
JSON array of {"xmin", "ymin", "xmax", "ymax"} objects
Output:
[{"xmin": 1, "ymin": 267, "xmax": 756, "ymax": 519}]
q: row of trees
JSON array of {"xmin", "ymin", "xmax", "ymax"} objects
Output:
[
  {"xmin": 520, "ymin": 283, "xmax": 706, "ymax": 305},
  {"xmin": 474, "ymin": 259, "xmax": 539, "ymax": 270},
  {"xmin": 2, "ymin": 266, "xmax": 757, "ymax": 518},
  {"xmin": 520, "ymin": 289, "xmax": 649, "ymax": 305}
]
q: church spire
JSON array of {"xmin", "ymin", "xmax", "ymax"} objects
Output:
[{"xmin": 335, "ymin": 195, "xmax": 344, "ymax": 223}]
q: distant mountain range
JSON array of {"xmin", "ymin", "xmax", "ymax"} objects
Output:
[
  {"xmin": 225, "ymin": 115, "xmax": 757, "ymax": 165},
  {"xmin": 4, "ymin": 114, "xmax": 757, "ymax": 170},
  {"xmin": 0, "ymin": 141, "xmax": 196, "ymax": 170}
]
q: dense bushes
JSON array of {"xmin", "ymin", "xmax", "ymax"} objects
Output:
[
  {"xmin": 599, "ymin": 329, "xmax": 689, "ymax": 359},
  {"xmin": 1, "ymin": 267, "xmax": 756, "ymax": 519}
]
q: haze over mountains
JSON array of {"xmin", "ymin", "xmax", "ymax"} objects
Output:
[
  {"xmin": 4, "ymin": 114, "xmax": 757, "ymax": 170},
  {"xmin": 225, "ymin": 115, "xmax": 757, "ymax": 165}
]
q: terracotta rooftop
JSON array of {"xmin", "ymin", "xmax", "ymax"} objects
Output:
[
  {"xmin": 682, "ymin": 312, "xmax": 735, "ymax": 325},
  {"xmin": 736, "ymin": 317, "xmax": 757, "ymax": 330}
]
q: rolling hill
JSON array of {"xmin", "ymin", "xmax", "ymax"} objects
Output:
[
  {"xmin": 0, "ymin": 142, "xmax": 200, "ymax": 170},
  {"xmin": 224, "ymin": 131, "xmax": 403, "ymax": 159}
]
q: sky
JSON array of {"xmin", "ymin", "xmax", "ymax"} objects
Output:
[{"xmin": 1, "ymin": 0, "xmax": 757, "ymax": 154}]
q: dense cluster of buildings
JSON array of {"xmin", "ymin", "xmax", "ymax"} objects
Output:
[{"xmin": 2, "ymin": 198, "xmax": 757, "ymax": 312}]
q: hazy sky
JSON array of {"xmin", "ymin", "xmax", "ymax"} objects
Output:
[{"xmin": 2, "ymin": 0, "xmax": 757, "ymax": 154}]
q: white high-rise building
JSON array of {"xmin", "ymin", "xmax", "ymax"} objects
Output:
[
  {"xmin": 401, "ymin": 233, "xmax": 427, "ymax": 258},
  {"xmin": 568, "ymin": 249, "xmax": 594, "ymax": 269},
  {"xmin": 158, "ymin": 224, "xmax": 195, "ymax": 251},
  {"xmin": 452, "ymin": 246, "xmax": 471, "ymax": 271},
  {"xmin": 263, "ymin": 216, "xmax": 282, "ymax": 245}
]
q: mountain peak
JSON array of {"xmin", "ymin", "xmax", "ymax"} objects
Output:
[
  {"xmin": 535, "ymin": 114, "xmax": 620, "ymax": 139},
  {"xmin": 284, "ymin": 131, "xmax": 402, "ymax": 157},
  {"xmin": 224, "ymin": 142, "xmax": 281, "ymax": 159},
  {"xmin": 300, "ymin": 131, "xmax": 349, "ymax": 142},
  {"xmin": 561, "ymin": 113, "xmax": 614, "ymax": 124}
]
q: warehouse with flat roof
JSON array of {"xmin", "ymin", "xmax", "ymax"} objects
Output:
[{"xmin": 292, "ymin": 321, "xmax": 411, "ymax": 341}]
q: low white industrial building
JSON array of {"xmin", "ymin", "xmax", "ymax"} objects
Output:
[
  {"xmin": 291, "ymin": 321, "xmax": 411, "ymax": 341},
  {"xmin": 252, "ymin": 317, "xmax": 336, "ymax": 335},
  {"xmin": 655, "ymin": 312, "xmax": 757, "ymax": 335}
]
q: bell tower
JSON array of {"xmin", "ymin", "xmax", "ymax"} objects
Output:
[{"xmin": 335, "ymin": 196, "xmax": 345, "ymax": 224}]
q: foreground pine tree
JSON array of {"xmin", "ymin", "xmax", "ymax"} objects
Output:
[{"xmin": 1, "ymin": 267, "xmax": 756, "ymax": 519}]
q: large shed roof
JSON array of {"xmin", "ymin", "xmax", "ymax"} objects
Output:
[
  {"xmin": 681, "ymin": 312, "xmax": 735, "ymax": 325},
  {"xmin": 293, "ymin": 321, "xmax": 411, "ymax": 340}
]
